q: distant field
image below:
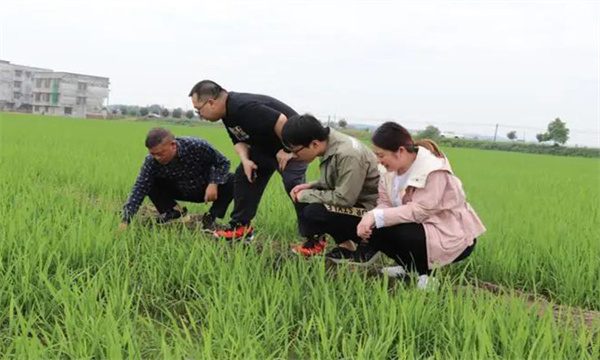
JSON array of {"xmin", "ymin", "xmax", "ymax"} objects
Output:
[{"xmin": 1, "ymin": 113, "xmax": 599, "ymax": 359}]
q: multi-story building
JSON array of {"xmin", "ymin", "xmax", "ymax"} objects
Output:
[
  {"xmin": 31, "ymin": 72, "xmax": 109, "ymax": 117},
  {"xmin": 0, "ymin": 60, "xmax": 51, "ymax": 112},
  {"xmin": 0, "ymin": 59, "xmax": 109, "ymax": 118}
]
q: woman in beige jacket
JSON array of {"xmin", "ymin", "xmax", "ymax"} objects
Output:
[{"xmin": 357, "ymin": 122, "xmax": 486, "ymax": 288}]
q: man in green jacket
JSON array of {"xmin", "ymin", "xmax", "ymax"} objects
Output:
[{"xmin": 282, "ymin": 114, "xmax": 381, "ymax": 264}]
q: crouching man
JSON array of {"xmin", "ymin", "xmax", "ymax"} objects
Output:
[
  {"xmin": 282, "ymin": 114, "xmax": 381, "ymax": 265},
  {"xmin": 119, "ymin": 127, "xmax": 234, "ymax": 230}
]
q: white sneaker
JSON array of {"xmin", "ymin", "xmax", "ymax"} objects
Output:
[
  {"xmin": 380, "ymin": 265, "xmax": 406, "ymax": 278},
  {"xmin": 417, "ymin": 275, "xmax": 439, "ymax": 291}
]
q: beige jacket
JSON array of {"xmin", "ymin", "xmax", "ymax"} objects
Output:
[
  {"xmin": 298, "ymin": 130, "xmax": 379, "ymax": 210},
  {"xmin": 373, "ymin": 146, "xmax": 486, "ymax": 269}
]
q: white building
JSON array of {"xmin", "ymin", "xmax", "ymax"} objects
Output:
[
  {"xmin": 0, "ymin": 59, "xmax": 109, "ymax": 118},
  {"xmin": 31, "ymin": 72, "xmax": 109, "ymax": 117},
  {"xmin": 0, "ymin": 60, "xmax": 51, "ymax": 112}
]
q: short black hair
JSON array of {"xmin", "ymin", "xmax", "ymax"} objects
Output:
[
  {"xmin": 145, "ymin": 127, "xmax": 174, "ymax": 148},
  {"xmin": 282, "ymin": 114, "xmax": 330, "ymax": 149},
  {"xmin": 188, "ymin": 80, "xmax": 226, "ymax": 99}
]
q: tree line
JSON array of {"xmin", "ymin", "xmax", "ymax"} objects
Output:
[{"xmin": 108, "ymin": 104, "xmax": 198, "ymax": 119}]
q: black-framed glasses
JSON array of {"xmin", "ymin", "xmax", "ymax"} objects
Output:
[
  {"xmin": 285, "ymin": 145, "xmax": 306, "ymax": 154},
  {"xmin": 194, "ymin": 99, "xmax": 211, "ymax": 115}
]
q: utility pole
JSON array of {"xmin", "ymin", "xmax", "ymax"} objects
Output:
[
  {"xmin": 493, "ymin": 123, "xmax": 499, "ymax": 141},
  {"xmin": 327, "ymin": 115, "xmax": 331, "ymax": 126}
]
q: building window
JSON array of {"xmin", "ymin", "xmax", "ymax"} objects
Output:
[
  {"xmin": 35, "ymin": 93, "xmax": 41, "ymax": 101},
  {"xmin": 35, "ymin": 106, "xmax": 40, "ymax": 112},
  {"xmin": 14, "ymin": 81, "xmax": 22, "ymax": 87},
  {"xmin": 44, "ymin": 79, "xmax": 51, "ymax": 88},
  {"xmin": 64, "ymin": 107, "xmax": 72, "ymax": 115},
  {"xmin": 15, "ymin": 70, "xmax": 22, "ymax": 77},
  {"xmin": 76, "ymin": 96, "xmax": 87, "ymax": 105},
  {"xmin": 13, "ymin": 92, "xmax": 22, "ymax": 99},
  {"xmin": 36, "ymin": 79, "xmax": 42, "ymax": 88},
  {"xmin": 45, "ymin": 106, "xmax": 49, "ymax": 112},
  {"xmin": 77, "ymin": 82, "xmax": 87, "ymax": 91},
  {"xmin": 25, "ymin": 71, "xmax": 31, "ymax": 78}
]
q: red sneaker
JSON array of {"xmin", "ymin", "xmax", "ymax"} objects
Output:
[
  {"xmin": 214, "ymin": 223, "xmax": 254, "ymax": 241},
  {"xmin": 292, "ymin": 237, "xmax": 327, "ymax": 256}
]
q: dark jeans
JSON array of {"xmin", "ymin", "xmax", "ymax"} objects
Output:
[
  {"xmin": 297, "ymin": 203, "xmax": 362, "ymax": 244},
  {"xmin": 148, "ymin": 176, "xmax": 234, "ymax": 219},
  {"xmin": 230, "ymin": 149, "xmax": 307, "ymax": 225},
  {"xmin": 369, "ymin": 223, "xmax": 476, "ymax": 275}
]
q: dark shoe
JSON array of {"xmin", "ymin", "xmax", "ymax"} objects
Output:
[
  {"xmin": 214, "ymin": 222, "xmax": 254, "ymax": 242},
  {"xmin": 291, "ymin": 236, "xmax": 327, "ymax": 257},
  {"xmin": 156, "ymin": 207, "xmax": 188, "ymax": 224},
  {"xmin": 200, "ymin": 213, "xmax": 228, "ymax": 233},
  {"xmin": 348, "ymin": 243, "xmax": 381, "ymax": 266},
  {"xmin": 325, "ymin": 246, "xmax": 356, "ymax": 264},
  {"xmin": 200, "ymin": 213, "xmax": 216, "ymax": 231}
]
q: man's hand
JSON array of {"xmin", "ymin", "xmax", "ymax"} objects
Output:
[
  {"xmin": 276, "ymin": 149, "xmax": 294, "ymax": 172},
  {"xmin": 204, "ymin": 183, "xmax": 218, "ymax": 202},
  {"xmin": 242, "ymin": 159, "xmax": 258, "ymax": 183},
  {"xmin": 357, "ymin": 212, "xmax": 376, "ymax": 240},
  {"xmin": 290, "ymin": 183, "xmax": 313, "ymax": 202},
  {"xmin": 117, "ymin": 222, "xmax": 128, "ymax": 232}
]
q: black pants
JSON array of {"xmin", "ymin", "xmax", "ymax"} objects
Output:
[
  {"xmin": 369, "ymin": 223, "xmax": 476, "ymax": 275},
  {"xmin": 297, "ymin": 203, "xmax": 362, "ymax": 244},
  {"xmin": 230, "ymin": 149, "xmax": 307, "ymax": 225},
  {"xmin": 148, "ymin": 176, "xmax": 234, "ymax": 218}
]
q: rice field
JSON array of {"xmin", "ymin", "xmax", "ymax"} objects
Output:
[{"xmin": 1, "ymin": 113, "xmax": 599, "ymax": 359}]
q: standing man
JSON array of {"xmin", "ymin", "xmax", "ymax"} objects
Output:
[
  {"xmin": 189, "ymin": 80, "xmax": 307, "ymax": 240},
  {"xmin": 119, "ymin": 127, "xmax": 234, "ymax": 231}
]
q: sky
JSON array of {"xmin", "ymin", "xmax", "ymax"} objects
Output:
[{"xmin": 1, "ymin": 0, "xmax": 598, "ymax": 146}]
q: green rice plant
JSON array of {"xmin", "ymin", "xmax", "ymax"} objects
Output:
[{"xmin": 1, "ymin": 113, "xmax": 598, "ymax": 359}]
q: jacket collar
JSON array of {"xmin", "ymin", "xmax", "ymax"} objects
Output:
[
  {"xmin": 321, "ymin": 130, "xmax": 360, "ymax": 162},
  {"xmin": 404, "ymin": 146, "xmax": 449, "ymax": 188},
  {"xmin": 173, "ymin": 137, "xmax": 187, "ymax": 160}
]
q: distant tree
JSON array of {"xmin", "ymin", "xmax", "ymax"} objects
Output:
[
  {"xmin": 161, "ymin": 108, "xmax": 170, "ymax": 117},
  {"xmin": 536, "ymin": 117, "xmax": 569, "ymax": 145},
  {"xmin": 119, "ymin": 106, "xmax": 128, "ymax": 115},
  {"xmin": 148, "ymin": 104, "xmax": 162, "ymax": 114},
  {"xmin": 536, "ymin": 133, "xmax": 548, "ymax": 143},
  {"xmin": 507, "ymin": 130, "xmax": 517, "ymax": 141},
  {"xmin": 129, "ymin": 107, "xmax": 139, "ymax": 116},
  {"xmin": 185, "ymin": 110, "xmax": 195, "ymax": 119},
  {"xmin": 338, "ymin": 119, "xmax": 348, "ymax": 129},
  {"xmin": 139, "ymin": 107, "xmax": 149, "ymax": 116},
  {"xmin": 172, "ymin": 108, "xmax": 183, "ymax": 118},
  {"xmin": 419, "ymin": 125, "xmax": 441, "ymax": 139}
]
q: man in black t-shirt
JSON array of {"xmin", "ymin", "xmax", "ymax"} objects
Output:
[{"xmin": 189, "ymin": 80, "xmax": 307, "ymax": 240}]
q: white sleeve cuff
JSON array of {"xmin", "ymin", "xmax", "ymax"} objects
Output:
[{"xmin": 372, "ymin": 209, "xmax": 385, "ymax": 228}]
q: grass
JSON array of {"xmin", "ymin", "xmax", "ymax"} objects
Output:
[{"xmin": 1, "ymin": 113, "xmax": 599, "ymax": 359}]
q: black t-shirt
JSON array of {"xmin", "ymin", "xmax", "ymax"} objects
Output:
[{"xmin": 222, "ymin": 92, "xmax": 297, "ymax": 156}]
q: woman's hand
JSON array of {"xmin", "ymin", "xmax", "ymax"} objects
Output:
[{"xmin": 357, "ymin": 212, "xmax": 376, "ymax": 240}]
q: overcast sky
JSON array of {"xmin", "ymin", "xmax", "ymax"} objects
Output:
[{"xmin": 1, "ymin": 0, "xmax": 598, "ymax": 146}]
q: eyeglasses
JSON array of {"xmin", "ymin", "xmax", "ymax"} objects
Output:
[
  {"xmin": 194, "ymin": 98, "xmax": 211, "ymax": 115},
  {"xmin": 285, "ymin": 145, "xmax": 306, "ymax": 154}
]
